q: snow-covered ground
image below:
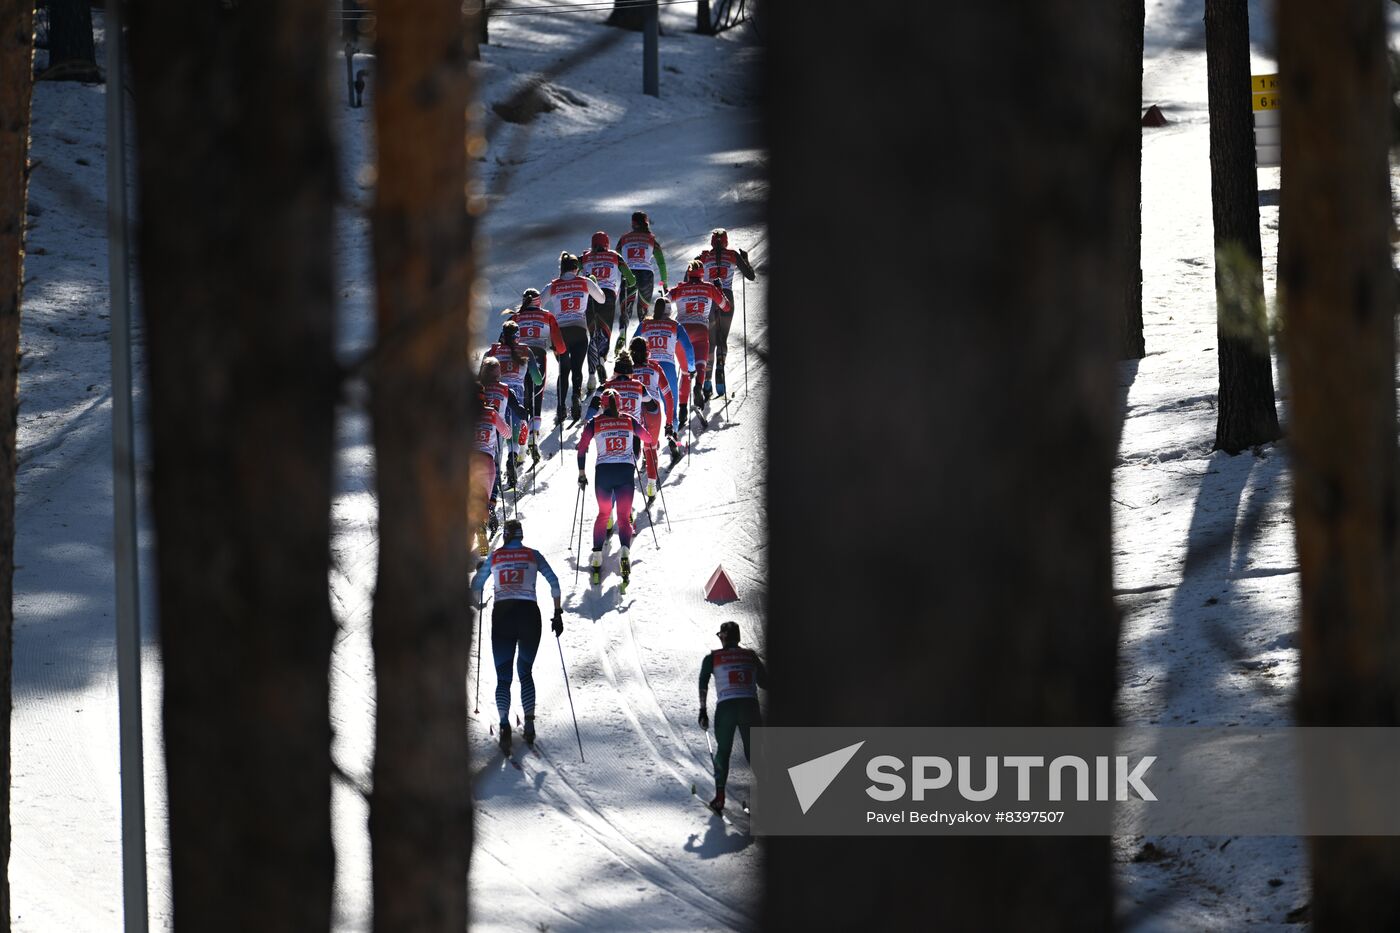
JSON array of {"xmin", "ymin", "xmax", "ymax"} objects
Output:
[{"xmin": 10, "ymin": 1, "xmax": 1399, "ymax": 930}]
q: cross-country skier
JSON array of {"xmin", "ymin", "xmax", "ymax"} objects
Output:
[
  {"xmin": 617, "ymin": 210, "xmax": 668, "ymax": 338},
  {"xmin": 577, "ymin": 388, "xmax": 654, "ymax": 589},
  {"xmin": 698, "ymin": 621, "xmax": 767, "ymax": 814},
  {"xmin": 580, "ymin": 231, "xmax": 637, "ymax": 388},
  {"xmin": 541, "ymin": 252, "xmax": 606, "ymax": 424},
  {"xmin": 585, "ymin": 351, "xmax": 668, "ymax": 502},
  {"xmin": 695, "ymin": 228, "xmax": 756, "ymax": 398},
  {"xmin": 584, "ymin": 349, "xmax": 652, "ymax": 423},
  {"xmin": 510, "ymin": 288, "xmax": 567, "ymax": 459},
  {"xmin": 470, "ymin": 390, "xmax": 514, "ymax": 558},
  {"xmin": 668, "ymin": 260, "xmax": 730, "ymax": 407},
  {"xmin": 470, "ymin": 518, "xmax": 564, "ymax": 754},
  {"xmin": 479, "ymin": 357, "xmax": 531, "ymax": 492},
  {"xmin": 628, "ymin": 336, "xmax": 682, "ymax": 467},
  {"xmin": 483, "ymin": 321, "xmax": 540, "ymax": 492},
  {"xmin": 632, "ymin": 297, "xmax": 695, "ymax": 433}
]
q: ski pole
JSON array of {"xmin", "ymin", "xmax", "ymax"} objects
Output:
[
  {"xmin": 742, "ymin": 274, "xmax": 748, "ymax": 397},
  {"xmin": 638, "ymin": 468, "xmax": 660, "ymax": 549},
  {"xmin": 568, "ymin": 483, "xmax": 582, "ymax": 553},
  {"xmin": 656, "ymin": 472, "xmax": 673, "ymax": 533},
  {"xmin": 574, "ymin": 479, "xmax": 587, "ymax": 586},
  {"xmin": 556, "ymin": 634, "xmax": 585, "ymax": 763},
  {"xmin": 473, "ymin": 593, "xmax": 485, "ymax": 714}
]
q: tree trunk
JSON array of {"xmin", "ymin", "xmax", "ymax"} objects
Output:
[
  {"xmin": 1118, "ymin": 0, "xmax": 1146, "ymax": 360},
  {"xmin": 368, "ymin": 2, "xmax": 475, "ymax": 930},
  {"xmin": 0, "ymin": 5, "xmax": 35, "ymax": 930},
  {"xmin": 607, "ymin": 0, "xmax": 651, "ymax": 31},
  {"xmin": 1206, "ymin": 0, "xmax": 1281, "ymax": 453},
  {"xmin": 43, "ymin": 0, "xmax": 100, "ymax": 82},
  {"xmin": 1278, "ymin": 0, "xmax": 1400, "ymax": 926},
  {"xmin": 764, "ymin": 3, "xmax": 1122, "ymax": 930},
  {"xmin": 127, "ymin": 2, "xmax": 337, "ymax": 930},
  {"xmin": 697, "ymin": 0, "xmax": 714, "ymax": 35}
]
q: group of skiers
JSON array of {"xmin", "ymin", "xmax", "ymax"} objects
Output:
[{"xmin": 469, "ymin": 211, "xmax": 765, "ymax": 814}]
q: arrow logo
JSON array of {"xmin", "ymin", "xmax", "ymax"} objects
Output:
[{"xmin": 787, "ymin": 741, "xmax": 865, "ymax": 814}]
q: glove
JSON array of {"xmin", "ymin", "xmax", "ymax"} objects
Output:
[
  {"xmin": 551, "ymin": 608, "xmax": 564, "ymax": 637},
  {"xmin": 578, "ymin": 470, "xmax": 588, "ymax": 488},
  {"xmin": 698, "ymin": 708, "xmax": 709, "ymax": 730}
]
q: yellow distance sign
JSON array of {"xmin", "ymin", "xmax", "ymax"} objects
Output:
[
  {"xmin": 1251, "ymin": 73, "xmax": 1279, "ymax": 92},
  {"xmin": 1253, "ymin": 92, "xmax": 1281, "ymax": 112}
]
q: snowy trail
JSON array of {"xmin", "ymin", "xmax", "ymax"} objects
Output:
[{"xmin": 318, "ymin": 10, "xmax": 769, "ymax": 930}]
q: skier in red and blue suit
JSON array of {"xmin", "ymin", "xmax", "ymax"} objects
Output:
[{"xmin": 471, "ymin": 518, "xmax": 563, "ymax": 754}]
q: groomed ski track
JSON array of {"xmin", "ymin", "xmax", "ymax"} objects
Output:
[{"xmin": 325, "ymin": 12, "xmax": 769, "ymax": 929}]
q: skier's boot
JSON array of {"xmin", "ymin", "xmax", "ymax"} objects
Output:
[
  {"xmin": 586, "ymin": 371, "xmax": 597, "ymax": 395},
  {"xmin": 668, "ymin": 435, "xmax": 682, "ymax": 462},
  {"xmin": 715, "ymin": 364, "xmax": 726, "ymax": 398},
  {"xmin": 678, "ymin": 402, "xmax": 688, "ymax": 426},
  {"xmin": 487, "ymin": 508, "xmax": 500, "ymax": 538},
  {"xmin": 589, "ymin": 548, "xmax": 603, "ymax": 586},
  {"xmin": 703, "ymin": 379, "xmax": 714, "ymax": 401},
  {"xmin": 505, "ymin": 454, "xmax": 519, "ymax": 490},
  {"xmin": 614, "ymin": 333, "xmax": 626, "ymax": 356},
  {"xmin": 707, "ymin": 789, "xmax": 725, "ymax": 815},
  {"xmin": 619, "ymin": 546, "xmax": 631, "ymax": 592},
  {"xmin": 693, "ymin": 382, "xmax": 706, "ymax": 411},
  {"xmin": 498, "ymin": 722, "xmax": 512, "ymax": 755},
  {"xmin": 523, "ymin": 715, "xmax": 536, "ymax": 747},
  {"xmin": 555, "ymin": 400, "xmax": 566, "ymax": 426},
  {"xmin": 570, "ymin": 393, "xmax": 583, "ymax": 423},
  {"xmin": 528, "ymin": 431, "xmax": 541, "ymax": 464},
  {"xmin": 645, "ymin": 478, "xmax": 657, "ymax": 505}
]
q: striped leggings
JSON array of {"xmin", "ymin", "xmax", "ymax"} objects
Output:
[{"xmin": 491, "ymin": 599, "xmax": 542, "ymax": 726}]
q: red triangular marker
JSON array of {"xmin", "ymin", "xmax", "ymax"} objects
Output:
[{"xmin": 704, "ymin": 565, "xmax": 739, "ymax": 603}]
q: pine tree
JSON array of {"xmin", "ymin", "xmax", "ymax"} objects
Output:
[
  {"xmin": 127, "ymin": 1, "xmax": 337, "ymax": 928},
  {"xmin": 1279, "ymin": 0, "xmax": 1400, "ymax": 925}
]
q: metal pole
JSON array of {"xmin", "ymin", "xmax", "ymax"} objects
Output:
[
  {"xmin": 742, "ymin": 275, "xmax": 747, "ymax": 396},
  {"xmin": 555, "ymin": 635, "xmax": 585, "ymax": 763},
  {"xmin": 106, "ymin": 2, "xmax": 149, "ymax": 929},
  {"xmin": 473, "ymin": 594, "xmax": 485, "ymax": 714},
  {"xmin": 643, "ymin": 0, "xmax": 659, "ymax": 97}
]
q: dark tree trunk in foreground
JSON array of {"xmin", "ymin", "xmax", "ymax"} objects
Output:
[
  {"xmin": 368, "ymin": 2, "xmax": 475, "ymax": 929},
  {"xmin": 1279, "ymin": 0, "xmax": 1400, "ymax": 927},
  {"xmin": 1206, "ymin": 0, "xmax": 1281, "ymax": 453},
  {"xmin": 43, "ymin": 0, "xmax": 100, "ymax": 82},
  {"xmin": 607, "ymin": 0, "xmax": 650, "ymax": 31},
  {"xmin": 0, "ymin": 5, "xmax": 35, "ymax": 929},
  {"xmin": 697, "ymin": 0, "xmax": 714, "ymax": 35},
  {"xmin": 128, "ymin": 1, "xmax": 337, "ymax": 929},
  {"xmin": 765, "ymin": 3, "xmax": 1122, "ymax": 930},
  {"xmin": 1118, "ymin": 0, "xmax": 1146, "ymax": 360}
]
